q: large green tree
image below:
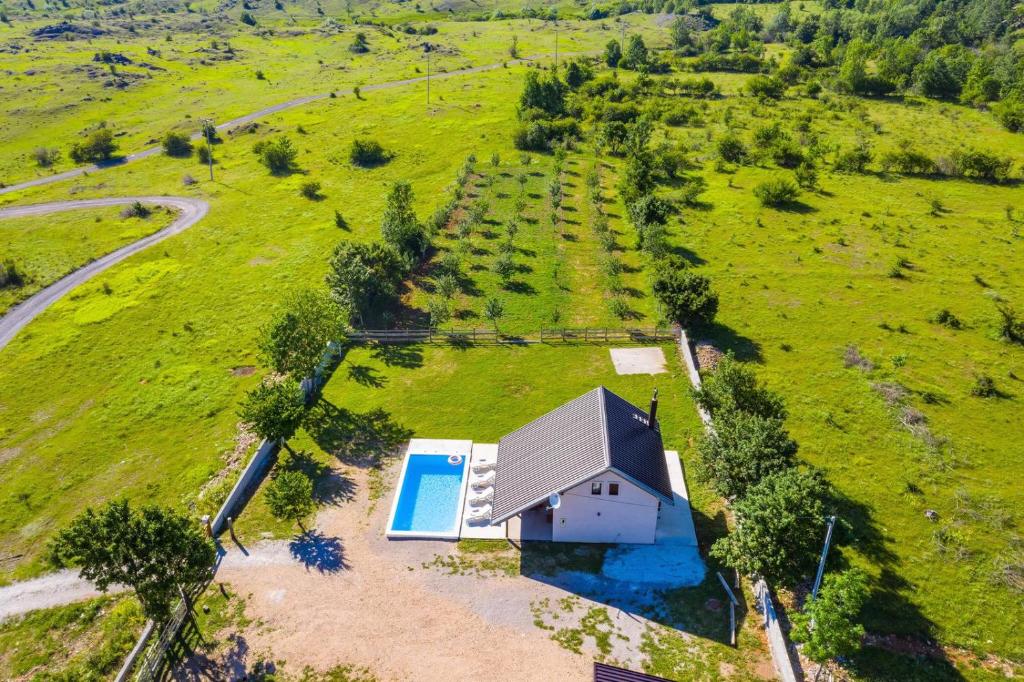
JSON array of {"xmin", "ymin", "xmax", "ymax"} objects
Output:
[
  {"xmin": 651, "ymin": 259, "xmax": 719, "ymax": 328},
  {"xmin": 238, "ymin": 377, "xmax": 307, "ymax": 453},
  {"xmin": 698, "ymin": 410, "xmax": 798, "ymax": 498},
  {"xmin": 50, "ymin": 500, "xmax": 215, "ymax": 620},
  {"xmin": 711, "ymin": 468, "xmax": 830, "ymax": 587},
  {"xmin": 325, "ymin": 241, "xmax": 406, "ymax": 325},
  {"xmin": 259, "ymin": 288, "xmax": 344, "ymax": 379},
  {"xmin": 518, "ymin": 70, "xmax": 566, "ymax": 118}
]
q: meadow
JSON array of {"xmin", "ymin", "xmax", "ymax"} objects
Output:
[
  {"xmin": 0, "ymin": 0, "xmax": 1021, "ymax": 678},
  {"xmin": 0, "ymin": 203, "xmax": 176, "ymax": 313}
]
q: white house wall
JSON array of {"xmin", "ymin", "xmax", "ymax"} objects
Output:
[{"xmin": 552, "ymin": 471, "xmax": 660, "ymax": 544}]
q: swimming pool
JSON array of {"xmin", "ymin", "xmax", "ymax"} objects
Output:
[{"xmin": 387, "ymin": 446, "xmax": 470, "ymax": 539}]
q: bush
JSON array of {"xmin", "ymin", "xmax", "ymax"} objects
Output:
[
  {"xmin": 971, "ymin": 374, "xmax": 997, "ymax": 398},
  {"xmin": 69, "ymin": 128, "xmax": 118, "ymax": 164},
  {"xmin": 931, "ymin": 308, "xmax": 962, "ymax": 329},
  {"xmin": 197, "ymin": 145, "xmax": 212, "ymax": 165},
  {"xmin": 120, "ymin": 201, "xmax": 151, "ymax": 219},
  {"xmin": 349, "ymin": 32, "xmax": 370, "ymax": 53},
  {"xmin": 880, "ymin": 146, "xmax": 936, "ymax": 175},
  {"xmin": 0, "ymin": 259, "xmax": 27, "ymax": 289},
  {"xmin": 162, "ymin": 131, "xmax": 193, "ymax": 157},
  {"xmin": 349, "ymin": 138, "xmax": 390, "ymax": 167},
  {"xmin": 661, "ymin": 104, "xmax": 700, "ymax": 127},
  {"xmin": 993, "ymin": 97, "xmax": 1024, "ymax": 133},
  {"xmin": 33, "ymin": 147, "xmax": 61, "ymax": 167},
  {"xmin": 651, "ymin": 258, "xmax": 718, "ymax": 327},
  {"xmin": 951, "ymin": 149, "xmax": 1012, "ymax": 182},
  {"xmin": 745, "ymin": 75, "xmax": 785, "ymax": 100},
  {"xmin": 753, "ymin": 178, "xmax": 800, "ymax": 207},
  {"xmin": 995, "ymin": 303, "xmax": 1024, "ymax": 344},
  {"xmin": 626, "ymin": 194, "xmax": 672, "ymax": 227},
  {"xmin": 693, "ymin": 353, "xmax": 787, "ymax": 420},
  {"xmin": 716, "ymin": 133, "xmax": 747, "ymax": 164},
  {"xmin": 794, "ymin": 161, "xmax": 818, "ymax": 189},
  {"xmin": 512, "ymin": 119, "xmax": 579, "ymax": 152},
  {"xmin": 254, "ymin": 136, "xmax": 298, "ymax": 174},
  {"xmin": 300, "ymin": 181, "xmax": 322, "ymax": 199},
  {"xmin": 834, "ymin": 143, "xmax": 873, "ymax": 173}
]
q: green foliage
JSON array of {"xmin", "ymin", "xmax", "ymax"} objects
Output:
[
  {"xmin": 950, "ymin": 149, "xmax": 1012, "ymax": 182},
  {"xmin": 651, "ymin": 258, "xmax": 718, "ymax": 327},
  {"xmin": 238, "ymin": 377, "xmax": 307, "ymax": 447},
  {"xmin": 266, "ymin": 469, "xmax": 315, "ymax": 527},
  {"xmin": 753, "ymin": 177, "xmax": 800, "ymax": 207},
  {"xmin": 349, "ymin": 138, "xmax": 390, "ymax": 167},
  {"xmin": 698, "ymin": 410, "xmax": 798, "ymax": 498},
  {"xmin": 970, "ymin": 374, "xmax": 997, "ymax": 397},
  {"xmin": 348, "ymin": 32, "xmax": 370, "ymax": 54},
  {"xmin": 325, "ymin": 241, "xmax": 406, "ymax": 325},
  {"xmin": 792, "ymin": 569, "xmax": 869, "ymax": 668},
  {"xmin": 33, "ymin": 146, "xmax": 61, "ymax": 167},
  {"xmin": 620, "ymin": 35, "xmax": 649, "ymax": 71},
  {"xmin": 380, "ymin": 181, "xmax": 429, "ymax": 264},
  {"xmin": 603, "ymin": 39, "xmax": 621, "ymax": 68},
  {"xmin": 693, "ymin": 353, "xmax": 787, "ymax": 420},
  {"xmin": 0, "ymin": 259, "xmax": 27, "ymax": 289},
  {"xmin": 483, "ymin": 296, "xmax": 504, "ymax": 331},
  {"xmin": 880, "ymin": 144, "xmax": 936, "ymax": 175},
  {"xmin": 161, "ymin": 131, "xmax": 192, "ymax": 157},
  {"xmin": 258, "ymin": 288, "xmax": 343, "ymax": 379},
  {"xmin": 995, "ymin": 302, "xmax": 1024, "ymax": 344},
  {"xmin": 49, "ymin": 501, "xmax": 215, "ymax": 620},
  {"xmin": 518, "ymin": 70, "xmax": 565, "ymax": 119},
  {"xmin": 710, "ymin": 468, "xmax": 830, "ymax": 588},
  {"xmin": 833, "ymin": 142, "xmax": 873, "ymax": 173},
  {"xmin": 716, "ymin": 132, "xmax": 747, "ymax": 165},
  {"xmin": 69, "ymin": 128, "xmax": 118, "ymax": 163},
  {"xmin": 254, "ymin": 136, "xmax": 298, "ymax": 174},
  {"xmin": 745, "ymin": 75, "xmax": 785, "ymax": 101},
  {"xmin": 240, "ymin": 11, "xmax": 256, "ymax": 25},
  {"xmin": 300, "ymin": 180, "xmax": 322, "ymax": 199}
]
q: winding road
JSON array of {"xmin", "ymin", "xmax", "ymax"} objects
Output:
[{"xmin": 0, "ymin": 197, "xmax": 209, "ymax": 351}]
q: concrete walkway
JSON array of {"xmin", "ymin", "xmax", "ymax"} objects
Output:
[{"xmin": 0, "ymin": 197, "xmax": 209, "ymax": 351}]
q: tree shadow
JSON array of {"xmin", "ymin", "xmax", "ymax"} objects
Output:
[
  {"xmin": 503, "ymin": 280, "xmax": 537, "ymax": 295},
  {"xmin": 346, "ymin": 363, "xmax": 385, "ymax": 388},
  {"xmin": 303, "ymin": 400, "xmax": 412, "ymax": 468},
  {"xmin": 697, "ymin": 322, "xmax": 764, "ymax": 362},
  {"xmin": 369, "ymin": 342, "xmax": 423, "ymax": 369},
  {"xmin": 669, "ymin": 244, "xmax": 707, "ymax": 266},
  {"xmin": 289, "ymin": 529, "xmax": 348, "ymax": 573},
  {"xmin": 169, "ymin": 631, "xmax": 256, "ymax": 681}
]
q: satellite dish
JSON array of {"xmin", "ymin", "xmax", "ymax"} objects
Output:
[{"xmin": 548, "ymin": 493, "xmax": 562, "ymax": 509}]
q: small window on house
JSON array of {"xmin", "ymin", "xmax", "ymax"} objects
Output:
[
  {"xmin": 591, "ymin": 482, "xmax": 602, "ymax": 495},
  {"xmin": 608, "ymin": 483, "xmax": 620, "ymax": 496}
]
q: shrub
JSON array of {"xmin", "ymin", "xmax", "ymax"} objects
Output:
[
  {"xmin": 69, "ymin": 128, "xmax": 118, "ymax": 164},
  {"xmin": 931, "ymin": 309, "xmax": 962, "ymax": 329},
  {"xmin": 661, "ymin": 104, "xmax": 700, "ymax": 127},
  {"xmin": 971, "ymin": 374, "xmax": 997, "ymax": 398},
  {"xmin": 349, "ymin": 32, "xmax": 370, "ymax": 53},
  {"xmin": 494, "ymin": 252, "xmax": 515, "ymax": 285},
  {"xmin": 745, "ymin": 75, "xmax": 785, "ymax": 100},
  {"xmin": 197, "ymin": 145, "xmax": 212, "ymax": 165},
  {"xmin": 951, "ymin": 149, "xmax": 1012, "ymax": 182},
  {"xmin": 716, "ymin": 133, "xmax": 747, "ymax": 164},
  {"xmin": 993, "ymin": 97, "xmax": 1024, "ymax": 133},
  {"xmin": 693, "ymin": 353, "xmax": 787, "ymax": 420},
  {"xmin": 0, "ymin": 259, "xmax": 27, "ymax": 289},
  {"xmin": 794, "ymin": 161, "xmax": 818, "ymax": 189},
  {"xmin": 512, "ymin": 119, "xmax": 579, "ymax": 152},
  {"xmin": 300, "ymin": 181, "xmax": 322, "ymax": 200},
  {"xmin": 995, "ymin": 303, "xmax": 1024, "ymax": 344},
  {"xmin": 162, "ymin": 131, "xmax": 193, "ymax": 157},
  {"xmin": 833, "ymin": 143, "xmax": 872, "ymax": 173},
  {"xmin": 254, "ymin": 136, "xmax": 298, "ymax": 174},
  {"xmin": 880, "ymin": 146, "xmax": 936, "ymax": 175},
  {"xmin": 651, "ymin": 258, "xmax": 718, "ymax": 327},
  {"xmin": 753, "ymin": 178, "xmax": 800, "ymax": 207},
  {"xmin": 349, "ymin": 138, "xmax": 389, "ymax": 167},
  {"xmin": 626, "ymin": 194, "xmax": 672, "ymax": 227},
  {"xmin": 240, "ymin": 11, "xmax": 256, "ymax": 25},
  {"xmin": 334, "ymin": 210, "xmax": 348, "ymax": 229},
  {"xmin": 266, "ymin": 469, "xmax": 314, "ymax": 528},
  {"xmin": 380, "ymin": 181, "xmax": 429, "ymax": 265},
  {"xmin": 33, "ymin": 147, "xmax": 61, "ymax": 167},
  {"xmin": 120, "ymin": 201, "xmax": 151, "ymax": 219}
]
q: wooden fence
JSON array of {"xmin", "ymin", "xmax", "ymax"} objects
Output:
[
  {"xmin": 345, "ymin": 327, "xmax": 678, "ymax": 345},
  {"xmin": 131, "ymin": 592, "xmax": 192, "ymax": 682}
]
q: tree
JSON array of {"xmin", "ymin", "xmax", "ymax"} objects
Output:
[
  {"xmin": 50, "ymin": 500, "xmax": 215, "ymax": 620},
  {"xmin": 698, "ymin": 410, "xmax": 798, "ymax": 498},
  {"xmin": 483, "ymin": 296, "xmax": 505, "ymax": 332},
  {"xmin": 716, "ymin": 133, "xmax": 747, "ymax": 164},
  {"xmin": 69, "ymin": 128, "xmax": 118, "ymax": 164},
  {"xmin": 254, "ymin": 136, "xmax": 298, "ymax": 174},
  {"xmin": 693, "ymin": 353, "xmax": 787, "ymax": 420},
  {"xmin": 745, "ymin": 75, "xmax": 785, "ymax": 100},
  {"xmin": 670, "ymin": 16, "xmax": 693, "ymax": 50},
  {"xmin": 162, "ymin": 131, "xmax": 193, "ymax": 157},
  {"xmin": 652, "ymin": 259, "xmax": 719, "ymax": 327},
  {"xmin": 621, "ymin": 35, "xmax": 649, "ymax": 70},
  {"xmin": 603, "ymin": 39, "xmax": 622, "ymax": 68},
  {"xmin": 259, "ymin": 288, "xmax": 344, "ymax": 380},
  {"xmin": 494, "ymin": 252, "xmax": 515, "ymax": 286},
  {"xmin": 380, "ymin": 181, "xmax": 428, "ymax": 264},
  {"xmin": 518, "ymin": 70, "xmax": 565, "ymax": 118},
  {"xmin": 325, "ymin": 241, "xmax": 406, "ymax": 325},
  {"xmin": 792, "ymin": 569, "xmax": 869, "ymax": 679},
  {"xmin": 238, "ymin": 377, "xmax": 307, "ymax": 453},
  {"xmin": 710, "ymin": 468, "xmax": 830, "ymax": 587},
  {"xmin": 349, "ymin": 31, "xmax": 370, "ymax": 53},
  {"xmin": 266, "ymin": 469, "xmax": 315, "ymax": 530}
]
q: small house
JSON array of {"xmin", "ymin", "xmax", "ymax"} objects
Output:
[{"xmin": 489, "ymin": 387, "xmax": 673, "ymax": 544}]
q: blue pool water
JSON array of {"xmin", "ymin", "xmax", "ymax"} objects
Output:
[{"xmin": 390, "ymin": 454, "xmax": 467, "ymax": 534}]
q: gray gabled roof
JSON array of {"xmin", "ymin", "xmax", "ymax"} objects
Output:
[{"xmin": 490, "ymin": 386, "xmax": 673, "ymax": 524}]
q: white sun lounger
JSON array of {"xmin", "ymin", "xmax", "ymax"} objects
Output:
[
  {"xmin": 469, "ymin": 490, "xmax": 493, "ymax": 507},
  {"xmin": 471, "ymin": 460, "xmax": 496, "ymax": 474},
  {"xmin": 471, "ymin": 472, "xmax": 496, "ymax": 490},
  {"xmin": 467, "ymin": 503, "xmax": 492, "ymax": 521}
]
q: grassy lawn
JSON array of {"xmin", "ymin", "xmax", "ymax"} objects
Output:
[
  {"xmin": 0, "ymin": 594, "xmax": 145, "ymax": 680},
  {"xmin": 0, "ymin": 203, "xmax": 177, "ymax": 313}
]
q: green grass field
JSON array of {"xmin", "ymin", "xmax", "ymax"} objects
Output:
[
  {"xmin": 0, "ymin": 204, "xmax": 176, "ymax": 313},
  {"xmin": 0, "ymin": 2, "xmax": 1022, "ymax": 678}
]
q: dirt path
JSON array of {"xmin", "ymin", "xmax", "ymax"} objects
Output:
[
  {"xmin": 0, "ymin": 197, "xmax": 209, "ymax": 351},
  {"xmin": 0, "ymin": 53, "xmax": 576, "ymax": 198},
  {"xmin": 206, "ymin": 468, "xmax": 592, "ymax": 681},
  {"xmin": 0, "ymin": 569, "xmax": 125, "ymax": 620}
]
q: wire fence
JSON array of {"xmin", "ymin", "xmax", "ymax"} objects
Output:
[{"xmin": 345, "ymin": 326, "xmax": 678, "ymax": 345}]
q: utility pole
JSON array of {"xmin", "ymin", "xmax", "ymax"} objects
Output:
[
  {"xmin": 811, "ymin": 515, "xmax": 838, "ymax": 599},
  {"xmin": 200, "ymin": 117, "xmax": 214, "ymax": 181}
]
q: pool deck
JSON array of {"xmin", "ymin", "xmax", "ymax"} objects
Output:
[{"xmin": 459, "ymin": 443, "xmax": 507, "ymax": 540}]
